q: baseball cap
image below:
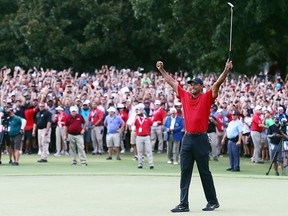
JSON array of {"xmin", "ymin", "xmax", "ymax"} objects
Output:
[
  {"xmin": 217, "ymin": 108, "xmax": 223, "ymax": 113},
  {"xmin": 278, "ymin": 106, "xmax": 284, "ymax": 111},
  {"xmin": 55, "ymin": 106, "xmax": 64, "ymax": 111},
  {"xmin": 231, "ymin": 110, "xmax": 239, "ymax": 115},
  {"xmin": 175, "ymin": 101, "xmax": 182, "ymax": 106},
  {"xmin": 70, "ymin": 106, "xmax": 78, "ymax": 112},
  {"xmin": 107, "ymin": 107, "xmax": 116, "ymax": 112},
  {"xmin": 282, "ymin": 118, "xmax": 287, "ymax": 122},
  {"xmin": 154, "ymin": 100, "xmax": 161, "ymax": 105},
  {"xmin": 117, "ymin": 103, "xmax": 125, "ymax": 109},
  {"xmin": 274, "ymin": 114, "xmax": 280, "ymax": 119},
  {"xmin": 187, "ymin": 77, "xmax": 203, "ymax": 85},
  {"xmin": 83, "ymin": 100, "xmax": 90, "ymax": 105},
  {"xmin": 170, "ymin": 107, "xmax": 177, "ymax": 113},
  {"xmin": 135, "ymin": 103, "xmax": 145, "ymax": 110},
  {"xmin": 254, "ymin": 105, "xmax": 262, "ymax": 111}
]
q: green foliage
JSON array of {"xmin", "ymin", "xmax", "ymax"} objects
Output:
[{"xmin": 0, "ymin": 0, "xmax": 287, "ymax": 77}]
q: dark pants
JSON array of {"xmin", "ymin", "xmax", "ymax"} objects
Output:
[
  {"xmin": 180, "ymin": 133, "xmax": 218, "ymax": 206},
  {"xmin": 228, "ymin": 140, "xmax": 240, "ymax": 169}
]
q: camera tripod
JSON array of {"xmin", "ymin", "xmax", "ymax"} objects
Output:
[{"xmin": 266, "ymin": 138, "xmax": 288, "ymax": 176}]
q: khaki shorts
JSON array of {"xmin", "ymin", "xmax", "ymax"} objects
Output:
[
  {"xmin": 107, "ymin": 133, "xmax": 120, "ymax": 147},
  {"xmin": 10, "ymin": 134, "xmax": 22, "ymax": 150},
  {"xmin": 130, "ymin": 131, "xmax": 136, "ymax": 145}
]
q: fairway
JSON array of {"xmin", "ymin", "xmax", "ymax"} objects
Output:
[{"xmin": 0, "ymin": 153, "xmax": 287, "ymax": 216}]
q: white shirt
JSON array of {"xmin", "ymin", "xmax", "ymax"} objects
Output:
[{"xmin": 170, "ymin": 116, "xmax": 176, "ymax": 130}]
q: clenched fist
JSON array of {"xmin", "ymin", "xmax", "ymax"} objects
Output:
[{"xmin": 156, "ymin": 61, "xmax": 164, "ymax": 70}]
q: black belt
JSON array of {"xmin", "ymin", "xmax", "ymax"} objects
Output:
[
  {"xmin": 138, "ymin": 135, "xmax": 149, "ymax": 137},
  {"xmin": 68, "ymin": 132, "xmax": 81, "ymax": 135},
  {"xmin": 228, "ymin": 136, "xmax": 239, "ymax": 142},
  {"xmin": 186, "ymin": 132, "xmax": 206, "ymax": 136}
]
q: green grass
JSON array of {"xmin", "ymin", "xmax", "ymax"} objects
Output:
[
  {"xmin": 0, "ymin": 152, "xmax": 283, "ymax": 178},
  {"xmin": 0, "ymin": 153, "xmax": 287, "ymax": 216}
]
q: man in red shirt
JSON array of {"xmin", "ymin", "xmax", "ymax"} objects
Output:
[
  {"xmin": 250, "ymin": 105, "xmax": 266, "ymax": 163},
  {"xmin": 134, "ymin": 103, "xmax": 154, "ymax": 169},
  {"xmin": 24, "ymin": 103, "xmax": 36, "ymax": 154},
  {"xmin": 151, "ymin": 100, "xmax": 166, "ymax": 153},
  {"xmin": 54, "ymin": 106, "xmax": 68, "ymax": 156},
  {"xmin": 215, "ymin": 109, "xmax": 227, "ymax": 155},
  {"xmin": 63, "ymin": 106, "xmax": 87, "ymax": 166},
  {"xmin": 156, "ymin": 59, "xmax": 232, "ymax": 212},
  {"xmin": 84, "ymin": 101, "xmax": 105, "ymax": 155}
]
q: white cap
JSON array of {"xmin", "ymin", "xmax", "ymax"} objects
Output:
[
  {"xmin": 170, "ymin": 107, "xmax": 177, "ymax": 113},
  {"xmin": 282, "ymin": 118, "xmax": 287, "ymax": 122},
  {"xmin": 135, "ymin": 103, "xmax": 145, "ymax": 110},
  {"xmin": 254, "ymin": 105, "xmax": 262, "ymax": 111},
  {"xmin": 154, "ymin": 100, "xmax": 161, "ymax": 105},
  {"xmin": 261, "ymin": 107, "xmax": 267, "ymax": 112},
  {"xmin": 83, "ymin": 100, "xmax": 90, "ymax": 105},
  {"xmin": 217, "ymin": 108, "xmax": 223, "ymax": 113},
  {"xmin": 6, "ymin": 99, "xmax": 12, "ymax": 104},
  {"xmin": 70, "ymin": 106, "xmax": 78, "ymax": 112},
  {"xmin": 278, "ymin": 106, "xmax": 284, "ymax": 110},
  {"xmin": 107, "ymin": 107, "xmax": 116, "ymax": 112},
  {"xmin": 175, "ymin": 101, "xmax": 182, "ymax": 106},
  {"xmin": 56, "ymin": 106, "xmax": 64, "ymax": 111},
  {"xmin": 117, "ymin": 103, "xmax": 125, "ymax": 108}
]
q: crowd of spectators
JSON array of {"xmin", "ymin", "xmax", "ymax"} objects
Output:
[{"xmin": 0, "ymin": 65, "xmax": 287, "ymax": 168}]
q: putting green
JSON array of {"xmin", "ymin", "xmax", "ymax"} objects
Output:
[{"xmin": 0, "ymin": 153, "xmax": 287, "ymax": 216}]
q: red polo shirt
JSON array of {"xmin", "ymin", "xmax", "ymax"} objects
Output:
[
  {"xmin": 178, "ymin": 86, "xmax": 216, "ymax": 133},
  {"xmin": 55, "ymin": 112, "xmax": 68, "ymax": 127},
  {"xmin": 65, "ymin": 114, "xmax": 85, "ymax": 134},
  {"xmin": 24, "ymin": 108, "xmax": 36, "ymax": 131},
  {"xmin": 251, "ymin": 113, "xmax": 263, "ymax": 132},
  {"xmin": 135, "ymin": 116, "xmax": 153, "ymax": 136},
  {"xmin": 152, "ymin": 107, "xmax": 166, "ymax": 124},
  {"xmin": 88, "ymin": 108, "xmax": 104, "ymax": 126},
  {"xmin": 118, "ymin": 111, "xmax": 128, "ymax": 123},
  {"xmin": 215, "ymin": 115, "xmax": 225, "ymax": 132}
]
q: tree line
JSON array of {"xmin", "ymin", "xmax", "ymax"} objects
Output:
[{"xmin": 0, "ymin": 0, "xmax": 287, "ymax": 78}]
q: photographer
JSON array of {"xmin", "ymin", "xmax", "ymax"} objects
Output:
[{"xmin": 267, "ymin": 115, "xmax": 287, "ymax": 176}]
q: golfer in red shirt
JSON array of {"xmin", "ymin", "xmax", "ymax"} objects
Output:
[{"xmin": 156, "ymin": 59, "xmax": 233, "ymax": 212}]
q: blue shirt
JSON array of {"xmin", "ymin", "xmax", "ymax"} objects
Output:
[
  {"xmin": 226, "ymin": 119, "xmax": 243, "ymax": 139},
  {"xmin": 104, "ymin": 115, "xmax": 124, "ymax": 134},
  {"xmin": 80, "ymin": 109, "xmax": 91, "ymax": 128}
]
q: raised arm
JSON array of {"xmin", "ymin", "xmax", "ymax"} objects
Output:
[
  {"xmin": 156, "ymin": 61, "xmax": 179, "ymax": 95},
  {"xmin": 212, "ymin": 59, "xmax": 233, "ymax": 98}
]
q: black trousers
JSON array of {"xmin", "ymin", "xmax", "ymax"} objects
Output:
[{"xmin": 180, "ymin": 133, "xmax": 218, "ymax": 206}]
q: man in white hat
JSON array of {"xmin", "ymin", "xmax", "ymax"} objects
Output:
[
  {"xmin": 117, "ymin": 103, "xmax": 128, "ymax": 153},
  {"xmin": 104, "ymin": 106, "xmax": 125, "ymax": 160},
  {"xmin": 277, "ymin": 106, "xmax": 288, "ymax": 123},
  {"xmin": 54, "ymin": 106, "xmax": 68, "ymax": 156},
  {"xmin": 215, "ymin": 108, "xmax": 227, "ymax": 155},
  {"xmin": 151, "ymin": 100, "xmax": 166, "ymax": 153},
  {"xmin": 133, "ymin": 103, "xmax": 154, "ymax": 169},
  {"xmin": 63, "ymin": 106, "xmax": 87, "ymax": 166},
  {"xmin": 250, "ymin": 105, "xmax": 266, "ymax": 163},
  {"xmin": 164, "ymin": 107, "xmax": 184, "ymax": 165}
]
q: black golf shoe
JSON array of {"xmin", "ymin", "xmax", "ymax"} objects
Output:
[{"xmin": 171, "ymin": 204, "xmax": 189, "ymax": 213}]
